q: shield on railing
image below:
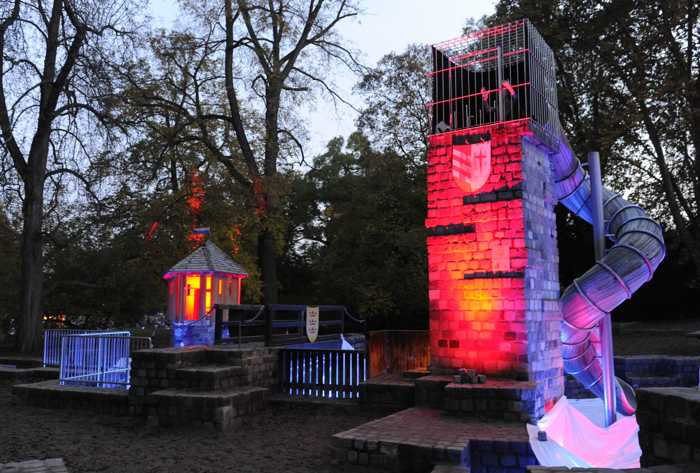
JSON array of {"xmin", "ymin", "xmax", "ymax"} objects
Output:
[
  {"xmin": 306, "ymin": 306, "xmax": 319, "ymax": 343},
  {"xmin": 451, "ymin": 135, "xmax": 492, "ymax": 193}
]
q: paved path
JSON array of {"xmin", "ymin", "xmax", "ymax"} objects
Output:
[
  {"xmin": 0, "ymin": 459, "xmax": 68, "ymax": 473},
  {"xmin": 334, "ymin": 406, "xmax": 528, "ymax": 450}
]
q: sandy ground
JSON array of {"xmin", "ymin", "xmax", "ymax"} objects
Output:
[{"xmin": 0, "ymin": 381, "xmax": 388, "ymax": 473}]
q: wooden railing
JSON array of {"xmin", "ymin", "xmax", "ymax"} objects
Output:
[
  {"xmin": 279, "ymin": 347, "xmax": 367, "ymax": 399},
  {"xmin": 213, "ymin": 304, "xmax": 365, "ymax": 346}
]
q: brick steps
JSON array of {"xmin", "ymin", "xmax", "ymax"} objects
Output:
[
  {"xmin": 444, "ymin": 379, "xmax": 536, "ymax": 423},
  {"xmin": 415, "ymin": 375, "xmax": 454, "ymax": 408},
  {"xmin": 364, "ymin": 374, "xmax": 539, "ymax": 421},
  {"xmin": 148, "ymin": 386, "xmax": 268, "ymax": 430},
  {"xmin": 362, "ymin": 374, "xmax": 416, "ymax": 409},
  {"xmin": 172, "ymin": 365, "xmax": 248, "ymax": 391},
  {"xmin": 0, "ymin": 366, "xmax": 58, "ymax": 383}
]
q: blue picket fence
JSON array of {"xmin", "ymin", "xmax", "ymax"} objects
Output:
[
  {"xmin": 280, "ymin": 347, "xmax": 367, "ymax": 399},
  {"xmin": 59, "ymin": 333, "xmax": 151, "ymax": 389},
  {"xmin": 44, "ymin": 329, "xmax": 120, "ymax": 367}
]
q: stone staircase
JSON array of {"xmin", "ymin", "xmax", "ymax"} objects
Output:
[
  {"xmin": 364, "ymin": 370, "xmax": 538, "ymax": 423},
  {"xmin": 129, "ymin": 346, "xmax": 277, "ymax": 430}
]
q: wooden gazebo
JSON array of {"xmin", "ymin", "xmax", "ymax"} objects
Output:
[{"xmin": 163, "ymin": 240, "xmax": 247, "ymax": 322}]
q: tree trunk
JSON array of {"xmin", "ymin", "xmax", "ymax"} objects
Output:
[
  {"xmin": 258, "ymin": 82, "xmax": 282, "ymax": 304},
  {"xmin": 17, "ymin": 176, "xmax": 44, "ymax": 354},
  {"xmin": 258, "ymin": 230, "xmax": 278, "ymax": 304}
]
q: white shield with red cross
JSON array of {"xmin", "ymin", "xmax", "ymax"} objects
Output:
[{"xmin": 451, "ymin": 139, "xmax": 492, "ymax": 193}]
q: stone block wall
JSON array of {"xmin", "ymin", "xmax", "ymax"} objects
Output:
[
  {"xmin": 149, "ymin": 386, "xmax": 268, "ymax": 430},
  {"xmin": 361, "ymin": 375, "xmax": 415, "ymax": 409},
  {"xmin": 636, "ymin": 387, "xmax": 700, "ymax": 466},
  {"xmin": 444, "ymin": 380, "xmax": 537, "ymax": 422},
  {"xmin": 521, "ymin": 138, "xmax": 564, "ymax": 418},
  {"xmin": 129, "ymin": 347, "xmax": 208, "ymax": 416},
  {"xmin": 427, "ymin": 122, "xmax": 530, "ymax": 376},
  {"xmin": 129, "ymin": 346, "xmax": 279, "ymax": 417},
  {"xmin": 13, "ymin": 380, "xmax": 129, "ymax": 416},
  {"xmin": 469, "ymin": 439, "xmax": 538, "ymax": 473},
  {"xmin": 237, "ymin": 347, "xmax": 279, "ymax": 388},
  {"xmin": 332, "ymin": 435, "xmax": 464, "ymax": 472},
  {"xmin": 564, "ymin": 356, "xmax": 700, "ymax": 400},
  {"xmin": 616, "ymin": 356, "xmax": 700, "ymax": 388},
  {"xmin": 426, "ymin": 120, "xmax": 563, "ymax": 421}
]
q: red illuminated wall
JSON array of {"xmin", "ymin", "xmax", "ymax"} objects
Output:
[{"xmin": 427, "ymin": 119, "xmax": 563, "ymax": 408}]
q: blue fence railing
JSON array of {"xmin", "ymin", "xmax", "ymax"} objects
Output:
[
  {"xmin": 44, "ymin": 329, "xmax": 129, "ymax": 367},
  {"xmin": 59, "ymin": 333, "xmax": 152, "ymax": 389},
  {"xmin": 280, "ymin": 347, "xmax": 367, "ymax": 399}
]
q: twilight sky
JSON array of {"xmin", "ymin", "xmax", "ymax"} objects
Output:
[{"xmin": 149, "ymin": 0, "xmax": 497, "ymax": 155}]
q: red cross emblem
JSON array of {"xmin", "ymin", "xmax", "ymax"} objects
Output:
[{"xmin": 451, "ymin": 138, "xmax": 492, "ymax": 193}]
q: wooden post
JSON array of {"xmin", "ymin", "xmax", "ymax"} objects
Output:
[
  {"xmin": 212, "ymin": 273, "xmax": 219, "ymax": 309},
  {"xmin": 178, "ymin": 274, "xmax": 186, "ymax": 322},
  {"xmin": 198, "ymin": 273, "xmax": 207, "ymax": 319},
  {"xmin": 167, "ymin": 278, "xmax": 175, "ymax": 321},
  {"xmin": 265, "ymin": 305, "xmax": 272, "ymax": 347},
  {"xmin": 222, "ymin": 278, "xmax": 230, "ymax": 325},
  {"xmin": 214, "ymin": 306, "xmax": 222, "ymax": 343}
]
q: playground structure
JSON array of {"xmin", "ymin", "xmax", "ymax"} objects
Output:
[{"xmin": 426, "ymin": 18, "xmax": 664, "ymax": 423}]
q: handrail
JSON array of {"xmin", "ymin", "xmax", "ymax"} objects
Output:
[
  {"xmin": 343, "ymin": 308, "xmax": 366, "ymax": 325},
  {"xmin": 213, "ymin": 303, "xmax": 366, "ymax": 347},
  {"xmin": 242, "ymin": 305, "xmax": 266, "ymax": 324},
  {"xmin": 281, "ymin": 347, "xmax": 362, "ymax": 353}
]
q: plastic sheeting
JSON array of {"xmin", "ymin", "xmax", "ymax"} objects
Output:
[{"xmin": 528, "ymin": 396, "xmax": 641, "ymax": 469}]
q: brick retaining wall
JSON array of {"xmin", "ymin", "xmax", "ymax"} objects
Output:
[
  {"xmin": 636, "ymin": 387, "xmax": 700, "ymax": 467},
  {"xmin": 13, "ymin": 380, "xmax": 129, "ymax": 416}
]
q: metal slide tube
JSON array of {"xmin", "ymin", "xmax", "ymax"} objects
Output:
[{"xmin": 552, "ymin": 139, "xmax": 665, "ymax": 416}]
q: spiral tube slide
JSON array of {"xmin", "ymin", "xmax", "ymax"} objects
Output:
[{"xmin": 552, "ymin": 139, "xmax": 666, "ymax": 416}]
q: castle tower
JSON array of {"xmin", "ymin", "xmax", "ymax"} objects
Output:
[{"xmin": 426, "ymin": 20, "xmax": 563, "ymax": 419}]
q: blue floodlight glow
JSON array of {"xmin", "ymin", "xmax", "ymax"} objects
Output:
[{"xmin": 172, "ymin": 317, "xmax": 214, "ymax": 347}]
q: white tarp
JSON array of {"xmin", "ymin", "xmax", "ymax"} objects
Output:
[{"xmin": 528, "ymin": 396, "xmax": 641, "ymax": 469}]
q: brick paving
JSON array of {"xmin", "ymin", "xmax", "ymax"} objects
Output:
[
  {"xmin": 335, "ymin": 407, "xmax": 528, "ymax": 448},
  {"xmin": 0, "ymin": 458, "xmax": 68, "ymax": 473},
  {"xmin": 332, "ymin": 407, "xmax": 533, "ymax": 471}
]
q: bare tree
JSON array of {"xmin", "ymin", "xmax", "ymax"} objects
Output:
[
  {"xmin": 128, "ymin": 0, "xmax": 361, "ymax": 303},
  {"xmin": 0, "ymin": 0, "xmax": 142, "ymax": 353}
]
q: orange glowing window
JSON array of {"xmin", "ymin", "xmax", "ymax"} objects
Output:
[
  {"xmin": 185, "ymin": 275, "xmax": 200, "ymax": 320},
  {"xmin": 184, "ymin": 274, "xmax": 214, "ymax": 320},
  {"xmin": 205, "ymin": 275, "xmax": 212, "ymax": 315}
]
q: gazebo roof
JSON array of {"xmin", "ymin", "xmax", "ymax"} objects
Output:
[{"xmin": 165, "ymin": 239, "xmax": 247, "ymax": 277}]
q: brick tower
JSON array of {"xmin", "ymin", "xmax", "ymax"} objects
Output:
[{"xmin": 426, "ymin": 20, "xmax": 563, "ymax": 419}]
